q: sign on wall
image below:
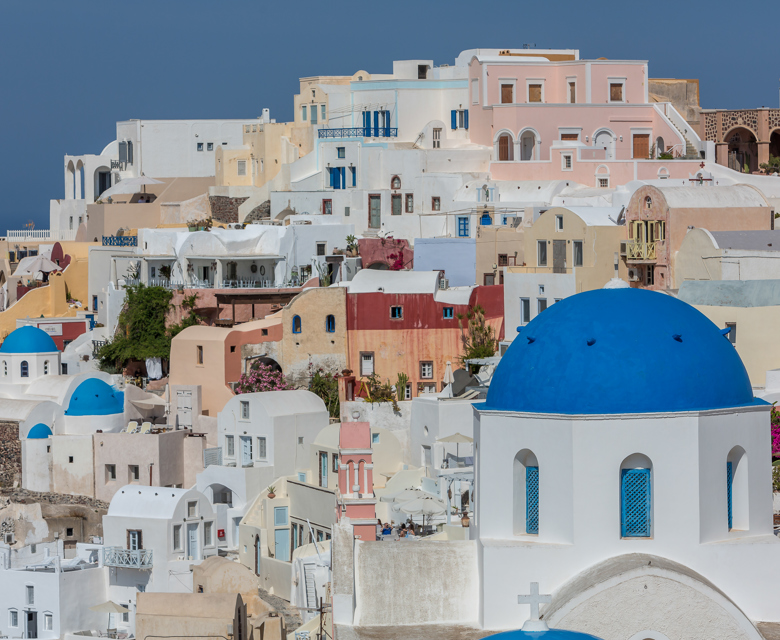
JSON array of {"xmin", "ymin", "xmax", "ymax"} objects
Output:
[{"xmin": 38, "ymin": 324, "xmax": 63, "ymax": 336}]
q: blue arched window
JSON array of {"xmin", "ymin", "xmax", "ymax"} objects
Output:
[
  {"xmin": 325, "ymin": 315, "xmax": 335, "ymax": 333},
  {"xmin": 20, "ymin": 361, "xmax": 29, "ymax": 378},
  {"xmin": 526, "ymin": 466, "xmax": 539, "ymax": 534},
  {"xmin": 513, "ymin": 449, "xmax": 538, "ymax": 535},
  {"xmin": 480, "ymin": 212, "xmax": 492, "ymax": 226},
  {"xmin": 621, "ymin": 466, "xmax": 651, "ymax": 537},
  {"xmin": 727, "ymin": 461, "xmax": 733, "ymax": 530},
  {"xmin": 292, "ymin": 315, "xmax": 302, "ymax": 334}
]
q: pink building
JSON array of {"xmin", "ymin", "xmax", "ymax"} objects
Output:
[
  {"xmin": 336, "ymin": 421, "xmax": 376, "ymax": 542},
  {"xmin": 466, "ymin": 50, "xmax": 708, "ymax": 186}
]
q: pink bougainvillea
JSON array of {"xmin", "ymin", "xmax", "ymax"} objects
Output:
[
  {"xmin": 235, "ymin": 362, "xmax": 292, "ymax": 394},
  {"xmin": 772, "ymin": 405, "xmax": 780, "ymax": 458}
]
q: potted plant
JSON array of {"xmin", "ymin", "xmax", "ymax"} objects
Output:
[
  {"xmin": 461, "ymin": 510, "xmax": 471, "ymax": 528},
  {"xmin": 267, "ymin": 485, "xmax": 276, "ymax": 499},
  {"xmin": 346, "ymin": 234, "xmax": 359, "ymax": 257}
]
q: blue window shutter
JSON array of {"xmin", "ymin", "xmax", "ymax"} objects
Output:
[
  {"xmin": 351, "ymin": 166, "xmax": 356, "ymax": 187},
  {"xmin": 727, "ymin": 461, "xmax": 733, "ymax": 530},
  {"xmin": 328, "ymin": 168, "xmax": 335, "ymax": 189},
  {"xmin": 340, "ymin": 167, "xmax": 346, "ymax": 189},
  {"xmin": 464, "ymin": 110, "xmax": 469, "ymax": 130},
  {"xmin": 621, "ymin": 469, "xmax": 651, "ymax": 537},
  {"xmin": 451, "ymin": 110, "xmax": 458, "ymax": 130},
  {"xmin": 374, "ymin": 111, "xmax": 379, "ymax": 137},
  {"xmin": 363, "ymin": 111, "xmax": 369, "ymax": 137},
  {"xmin": 526, "ymin": 466, "xmax": 539, "ymax": 534},
  {"xmin": 384, "ymin": 110, "xmax": 390, "ymax": 137}
]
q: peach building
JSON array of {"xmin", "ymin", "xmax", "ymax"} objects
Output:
[
  {"xmin": 622, "ymin": 184, "xmax": 773, "ymax": 290},
  {"xmin": 336, "ymin": 421, "xmax": 377, "ymax": 542},
  {"xmin": 466, "ymin": 50, "xmax": 709, "ymax": 186}
]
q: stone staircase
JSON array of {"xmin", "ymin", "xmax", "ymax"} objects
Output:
[{"xmin": 670, "ymin": 122, "xmax": 700, "ymax": 159}]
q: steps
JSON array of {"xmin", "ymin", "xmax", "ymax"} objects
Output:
[{"xmin": 670, "ymin": 122, "xmax": 700, "ymax": 159}]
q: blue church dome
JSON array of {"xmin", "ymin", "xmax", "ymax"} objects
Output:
[
  {"xmin": 65, "ymin": 378, "xmax": 123, "ymax": 416},
  {"xmin": 27, "ymin": 423, "xmax": 52, "ymax": 439},
  {"xmin": 0, "ymin": 326, "xmax": 58, "ymax": 354},
  {"xmin": 485, "ymin": 288, "xmax": 760, "ymax": 415},
  {"xmin": 485, "ymin": 629, "xmax": 603, "ymax": 640}
]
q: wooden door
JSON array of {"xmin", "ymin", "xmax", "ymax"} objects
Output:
[
  {"xmin": 369, "ymin": 195, "xmax": 381, "ymax": 228},
  {"xmin": 499, "ymin": 135, "xmax": 510, "ymax": 161},
  {"xmin": 633, "ymin": 134, "xmax": 650, "ymax": 159},
  {"xmin": 501, "ymin": 84, "xmax": 513, "ymax": 104},
  {"xmin": 569, "ymin": 82, "xmax": 576, "ymax": 103},
  {"xmin": 553, "ymin": 240, "xmax": 566, "ymax": 273}
]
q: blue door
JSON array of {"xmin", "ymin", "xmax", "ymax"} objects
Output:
[
  {"xmin": 621, "ymin": 469, "xmax": 651, "ymax": 537},
  {"xmin": 274, "ymin": 528, "xmax": 290, "ymax": 562}
]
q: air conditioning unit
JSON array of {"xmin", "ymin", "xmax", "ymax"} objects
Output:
[
  {"xmin": 439, "ymin": 278, "xmax": 449, "ymax": 290},
  {"xmin": 3, "ymin": 533, "xmax": 14, "ymax": 545},
  {"xmin": 619, "ymin": 241, "xmax": 627, "ymax": 257},
  {"xmin": 628, "ymin": 268, "xmax": 640, "ymax": 282}
]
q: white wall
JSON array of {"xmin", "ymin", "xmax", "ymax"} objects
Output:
[{"xmin": 504, "ymin": 271, "xmax": 576, "ymax": 340}]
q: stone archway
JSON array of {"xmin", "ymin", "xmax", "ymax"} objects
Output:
[
  {"xmin": 725, "ymin": 127, "xmax": 758, "ymax": 173},
  {"xmin": 768, "ymin": 130, "xmax": 780, "ymax": 172}
]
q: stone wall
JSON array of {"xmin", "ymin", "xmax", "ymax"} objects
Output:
[
  {"xmin": 209, "ymin": 196, "xmax": 249, "ymax": 224},
  {"xmin": 0, "ymin": 422, "xmax": 21, "ymax": 488}
]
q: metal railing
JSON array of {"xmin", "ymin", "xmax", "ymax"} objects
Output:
[
  {"xmin": 204, "ymin": 447, "xmax": 223, "ymax": 468},
  {"xmin": 318, "ymin": 127, "xmax": 398, "ymax": 139},
  {"xmin": 102, "ymin": 235, "xmax": 138, "ymax": 247},
  {"xmin": 6, "ymin": 229, "xmax": 52, "ymax": 240},
  {"xmin": 103, "ymin": 547, "xmax": 153, "ymax": 569},
  {"xmin": 626, "ymin": 241, "xmax": 657, "ymax": 261}
]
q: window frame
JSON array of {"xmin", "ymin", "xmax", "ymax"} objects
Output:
[
  {"xmin": 561, "ymin": 154, "xmax": 573, "ymax": 171},
  {"xmin": 520, "ymin": 298, "xmax": 531, "ymax": 325},
  {"xmin": 390, "ymin": 305, "xmax": 403, "ymax": 320},
  {"xmin": 499, "ymin": 79, "xmax": 516, "ymax": 105},
  {"xmin": 537, "ymin": 298, "xmax": 548, "ymax": 314},
  {"xmin": 360, "ymin": 351, "xmax": 375, "ymax": 376},
  {"xmin": 240, "ymin": 400, "xmax": 250, "ymax": 421},
  {"xmin": 420, "ymin": 361, "xmax": 434, "ymax": 379},
  {"xmin": 566, "ymin": 77, "xmax": 577, "ymax": 104},
  {"xmin": 226, "ymin": 435, "xmax": 235, "ymax": 457},
  {"xmin": 237, "ymin": 160, "xmax": 247, "ymax": 176},
  {"xmin": 457, "ymin": 216, "xmax": 469, "ymax": 237},
  {"xmin": 471, "ymin": 78, "xmax": 479, "ymax": 105},
  {"xmin": 391, "ymin": 193, "xmax": 402, "ymax": 216},
  {"xmin": 325, "ymin": 314, "xmax": 336, "ymax": 333},
  {"xmin": 443, "ymin": 307, "xmax": 454, "ymax": 319},
  {"xmin": 196, "ymin": 345, "xmax": 203, "ymax": 365},
  {"xmin": 725, "ymin": 322, "xmax": 737, "ymax": 345},
  {"xmin": 322, "ymin": 199, "xmax": 332, "ymax": 216},
  {"xmin": 405, "ymin": 193, "xmax": 414, "ymax": 213},
  {"xmin": 173, "ymin": 524, "xmax": 182, "ymax": 551},
  {"xmin": 526, "ymin": 79, "xmax": 544, "ymax": 103},
  {"xmin": 257, "ymin": 436, "xmax": 267, "ymax": 460},
  {"xmin": 537, "ymin": 240, "xmax": 548, "ymax": 267},
  {"xmin": 432, "ymin": 197, "xmax": 441, "ymax": 211},
  {"xmin": 292, "ymin": 315, "xmax": 302, "ymax": 334},
  {"xmin": 106, "ymin": 464, "xmax": 116, "ymax": 481},
  {"xmin": 573, "ymin": 240, "xmax": 584, "ymax": 267},
  {"xmin": 337, "ymin": 147, "xmax": 345, "ymax": 159},
  {"xmin": 608, "ymin": 78, "xmax": 626, "ymax": 103}
]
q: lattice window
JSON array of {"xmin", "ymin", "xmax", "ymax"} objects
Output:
[
  {"xmin": 526, "ymin": 466, "xmax": 539, "ymax": 534},
  {"xmin": 727, "ymin": 461, "xmax": 733, "ymax": 530},
  {"xmin": 621, "ymin": 469, "xmax": 651, "ymax": 537}
]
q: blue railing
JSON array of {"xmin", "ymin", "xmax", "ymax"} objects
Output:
[
  {"xmin": 318, "ymin": 127, "xmax": 398, "ymax": 139},
  {"xmin": 102, "ymin": 235, "xmax": 138, "ymax": 247}
]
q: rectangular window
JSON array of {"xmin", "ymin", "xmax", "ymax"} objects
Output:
[
  {"xmin": 197, "ymin": 142, "xmax": 204, "ymax": 152},
  {"xmin": 317, "ymin": 242, "xmax": 326, "ymax": 256},
  {"xmin": 539, "ymin": 284, "xmax": 545, "ymax": 295},
  {"xmin": 562, "ymin": 154, "xmax": 572, "ymax": 170},
  {"xmin": 360, "ymin": 352, "xmax": 375, "ymax": 376},
  {"xmin": 528, "ymin": 84, "xmax": 542, "ymax": 103},
  {"xmin": 646, "ymin": 265, "xmax": 655, "ymax": 286},
  {"xmin": 537, "ymin": 241, "xmax": 547, "ymax": 267},
  {"xmin": 418, "ymin": 64, "xmax": 428, "ymax": 79},
  {"xmin": 484, "ymin": 273, "xmax": 495, "ymax": 286},
  {"xmin": 498, "ymin": 254, "xmax": 508, "ymax": 267},
  {"xmin": 322, "ymin": 199, "xmax": 332, "ymax": 215},
  {"xmin": 501, "ymin": 83, "xmax": 514, "ymax": 104},
  {"xmin": 106, "ymin": 464, "xmax": 116, "ymax": 481},
  {"xmin": 204, "ymin": 521, "xmax": 214, "ymax": 546},
  {"xmin": 443, "ymin": 307, "xmax": 454, "ymax": 319},
  {"xmin": 337, "ymin": 147, "xmax": 345, "ymax": 159},
  {"xmin": 240, "ymin": 401, "xmax": 249, "ymax": 420},
  {"xmin": 526, "ymin": 466, "xmax": 539, "ymax": 534},
  {"xmin": 173, "ymin": 524, "xmax": 182, "ymax": 551},
  {"xmin": 726, "ymin": 322, "xmax": 737, "ymax": 345},
  {"xmin": 405, "ymin": 194, "xmax": 414, "ymax": 213},
  {"xmin": 471, "ymin": 78, "xmax": 479, "ymax": 104},
  {"xmin": 420, "ymin": 361, "xmax": 433, "ymax": 379},
  {"xmin": 66, "ymin": 527, "xmax": 73, "ymax": 537},
  {"xmin": 197, "ymin": 345, "xmax": 203, "ymax": 365},
  {"xmin": 555, "ymin": 215, "xmax": 564, "ymax": 231},
  {"xmin": 390, "ymin": 306, "xmax": 403, "ymax": 319},
  {"xmin": 727, "ymin": 461, "xmax": 734, "ymax": 530},
  {"xmin": 571, "ymin": 240, "xmax": 584, "ymax": 267},
  {"xmin": 43, "ymin": 613, "xmax": 53, "ymax": 631},
  {"xmin": 610, "ymin": 82, "xmax": 624, "ymax": 102},
  {"xmin": 458, "ymin": 110, "xmax": 466, "ymax": 129},
  {"xmin": 92, "ymin": 295, "xmax": 98, "ymax": 311},
  {"xmin": 621, "ymin": 468, "xmax": 651, "ymax": 537},
  {"xmin": 391, "ymin": 194, "xmax": 402, "ymax": 215},
  {"xmin": 332, "ymin": 453, "xmax": 339, "ymax": 473},
  {"xmin": 257, "ymin": 436, "xmax": 267, "ymax": 459},
  {"xmin": 568, "ymin": 81, "xmax": 576, "ymax": 103},
  {"xmin": 520, "ymin": 298, "xmax": 531, "ymax": 324},
  {"xmin": 405, "ymin": 383, "xmax": 412, "ymax": 400},
  {"xmin": 457, "ymin": 216, "xmax": 469, "ymax": 237},
  {"xmin": 432, "ymin": 197, "xmax": 441, "ymax": 211},
  {"xmin": 432, "ymin": 128, "xmax": 441, "ymax": 149},
  {"xmin": 344, "ymin": 206, "xmax": 350, "ymax": 217},
  {"xmin": 207, "ymin": 142, "xmax": 214, "ymax": 151},
  {"xmin": 129, "ymin": 465, "xmax": 139, "ymax": 481},
  {"xmin": 121, "ymin": 608, "xmax": 129, "ymax": 624},
  {"xmin": 237, "ymin": 160, "xmax": 247, "ymax": 176},
  {"xmin": 226, "ymin": 435, "xmax": 235, "ymax": 457},
  {"xmin": 598, "ymin": 177, "xmax": 609, "ymax": 188},
  {"xmin": 188, "ymin": 501, "xmax": 197, "ymax": 518},
  {"xmin": 10, "ymin": 610, "xmax": 18, "ymax": 627},
  {"xmin": 321, "ymin": 105, "xmax": 326, "ymax": 120},
  {"xmin": 311, "ymin": 105, "xmax": 318, "ymax": 125},
  {"xmin": 537, "ymin": 298, "xmax": 548, "ymax": 314},
  {"xmin": 301, "ymin": 105, "xmax": 307, "ymax": 121},
  {"xmin": 372, "ymin": 432, "xmax": 380, "ymax": 444},
  {"xmin": 274, "ymin": 506, "xmax": 288, "ymax": 526},
  {"xmin": 26, "ymin": 586, "xmax": 34, "ymax": 605},
  {"xmin": 561, "ymin": 133, "xmax": 579, "ymax": 141},
  {"xmin": 350, "ymin": 166, "xmax": 356, "ymax": 187}
]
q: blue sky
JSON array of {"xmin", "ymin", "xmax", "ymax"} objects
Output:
[{"xmin": 0, "ymin": 0, "xmax": 775, "ymax": 230}]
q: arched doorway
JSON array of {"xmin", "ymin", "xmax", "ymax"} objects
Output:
[
  {"xmin": 768, "ymin": 131, "xmax": 780, "ymax": 173},
  {"xmin": 94, "ymin": 166, "xmax": 111, "ymax": 201},
  {"xmin": 726, "ymin": 127, "xmax": 758, "ymax": 173},
  {"xmin": 654, "ymin": 136, "xmax": 665, "ymax": 157},
  {"xmin": 520, "ymin": 131, "xmax": 537, "ymax": 161},
  {"xmin": 594, "ymin": 130, "xmax": 615, "ymax": 161}
]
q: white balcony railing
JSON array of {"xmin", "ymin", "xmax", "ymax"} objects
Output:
[
  {"xmin": 5, "ymin": 229, "xmax": 77, "ymax": 241},
  {"xmin": 103, "ymin": 546, "xmax": 153, "ymax": 569}
]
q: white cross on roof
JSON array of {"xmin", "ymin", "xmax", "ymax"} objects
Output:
[{"xmin": 518, "ymin": 582, "xmax": 552, "ymax": 631}]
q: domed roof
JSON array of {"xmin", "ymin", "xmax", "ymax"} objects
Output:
[
  {"xmin": 0, "ymin": 326, "xmax": 58, "ymax": 354},
  {"xmin": 65, "ymin": 378, "xmax": 123, "ymax": 416},
  {"xmin": 485, "ymin": 288, "xmax": 760, "ymax": 415},
  {"xmin": 27, "ymin": 423, "xmax": 52, "ymax": 439},
  {"xmin": 485, "ymin": 629, "xmax": 603, "ymax": 640}
]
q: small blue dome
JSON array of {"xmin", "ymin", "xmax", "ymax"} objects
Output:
[
  {"xmin": 27, "ymin": 423, "xmax": 52, "ymax": 439},
  {"xmin": 485, "ymin": 629, "xmax": 603, "ymax": 640},
  {"xmin": 485, "ymin": 288, "xmax": 760, "ymax": 415},
  {"xmin": 0, "ymin": 326, "xmax": 58, "ymax": 354},
  {"xmin": 65, "ymin": 378, "xmax": 123, "ymax": 416}
]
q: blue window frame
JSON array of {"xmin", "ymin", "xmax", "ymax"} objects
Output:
[
  {"xmin": 458, "ymin": 216, "xmax": 470, "ymax": 237},
  {"xmin": 727, "ymin": 461, "xmax": 733, "ymax": 530},
  {"xmin": 526, "ymin": 466, "xmax": 539, "ymax": 534},
  {"xmin": 443, "ymin": 307, "xmax": 454, "ymax": 319},
  {"xmin": 390, "ymin": 306, "xmax": 403, "ymax": 319},
  {"xmin": 337, "ymin": 147, "xmax": 345, "ymax": 159},
  {"xmin": 621, "ymin": 468, "xmax": 651, "ymax": 537},
  {"xmin": 20, "ymin": 361, "xmax": 29, "ymax": 378},
  {"xmin": 292, "ymin": 315, "xmax": 302, "ymax": 334},
  {"xmin": 326, "ymin": 315, "xmax": 335, "ymax": 333},
  {"xmin": 350, "ymin": 166, "xmax": 356, "ymax": 187},
  {"xmin": 481, "ymin": 213, "xmax": 492, "ymax": 226},
  {"xmin": 274, "ymin": 506, "xmax": 288, "ymax": 526}
]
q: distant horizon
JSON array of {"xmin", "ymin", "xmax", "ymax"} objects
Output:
[{"xmin": 1, "ymin": 0, "xmax": 776, "ymax": 230}]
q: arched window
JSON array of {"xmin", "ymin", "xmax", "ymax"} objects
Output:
[
  {"xmin": 20, "ymin": 361, "xmax": 29, "ymax": 378},
  {"xmin": 44, "ymin": 360, "xmax": 49, "ymax": 375},
  {"xmin": 480, "ymin": 213, "xmax": 492, "ymax": 226},
  {"xmin": 727, "ymin": 446, "xmax": 749, "ymax": 531},
  {"xmin": 620, "ymin": 454, "xmax": 652, "ymax": 538},
  {"xmin": 292, "ymin": 315, "xmax": 302, "ymax": 334},
  {"xmin": 498, "ymin": 134, "xmax": 514, "ymax": 161},
  {"xmin": 513, "ymin": 449, "xmax": 539, "ymax": 535},
  {"xmin": 391, "ymin": 176, "xmax": 401, "ymax": 190},
  {"xmin": 325, "ymin": 315, "xmax": 335, "ymax": 333},
  {"xmin": 2, "ymin": 360, "xmax": 6, "ymax": 376},
  {"xmin": 645, "ymin": 196, "xmax": 652, "ymax": 209}
]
